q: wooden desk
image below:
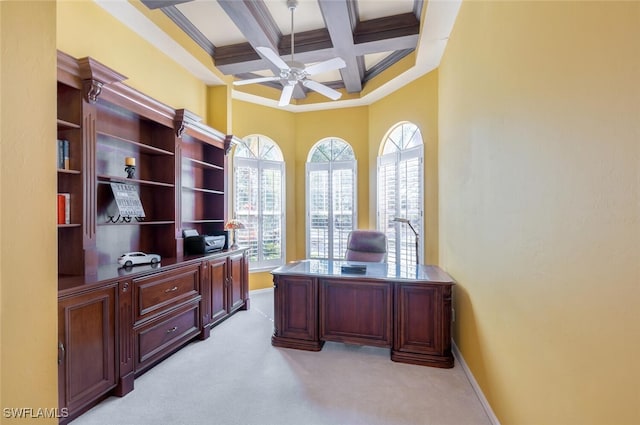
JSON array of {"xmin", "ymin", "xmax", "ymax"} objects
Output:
[{"xmin": 271, "ymin": 260, "xmax": 455, "ymax": 368}]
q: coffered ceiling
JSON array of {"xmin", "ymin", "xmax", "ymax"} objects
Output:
[{"xmin": 96, "ymin": 0, "xmax": 461, "ymax": 110}]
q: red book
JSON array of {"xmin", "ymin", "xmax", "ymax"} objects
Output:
[{"xmin": 57, "ymin": 194, "xmax": 66, "ymax": 224}]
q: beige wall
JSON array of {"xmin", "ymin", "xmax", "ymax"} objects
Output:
[
  {"xmin": 439, "ymin": 1, "xmax": 640, "ymax": 424},
  {"xmin": 0, "ymin": 2, "xmax": 58, "ymax": 424}
]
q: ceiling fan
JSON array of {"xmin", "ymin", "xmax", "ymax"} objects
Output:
[{"xmin": 232, "ymin": 0, "xmax": 346, "ymax": 106}]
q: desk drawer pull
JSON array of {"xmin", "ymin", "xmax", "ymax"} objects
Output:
[
  {"xmin": 166, "ymin": 326, "xmax": 178, "ymax": 333},
  {"xmin": 164, "ymin": 286, "xmax": 178, "ymax": 293}
]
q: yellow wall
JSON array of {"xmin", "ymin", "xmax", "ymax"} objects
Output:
[
  {"xmin": 12, "ymin": 2, "xmax": 636, "ymax": 423},
  {"xmin": 229, "ymin": 101, "xmax": 295, "ymax": 290},
  {"xmin": 439, "ymin": 1, "xmax": 640, "ymax": 424},
  {"xmin": 369, "ymin": 71, "xmax": 439, "ymax": 264},
  {"xmin": 57, "ymin": 0, "xmax": 207, "ymax": 117},
  {"xmin": 0, "ymin": 2, "xmax": 58, "ymax": 424},
  {"xmin": 231, "ymin": 78, "xmax": 438, "ymax": 289},
  {"xmin": 295, "ymin": 107, "xmax": 370, "ymax": 232}
]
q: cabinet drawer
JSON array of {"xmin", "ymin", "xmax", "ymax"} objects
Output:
[
  {"xmin": 135, "ymin": 302, "xmax": 200, "ymax": 372},
  {"xmin": 133, "ymin": 264, "xmax": 200, "ymax": 323}
]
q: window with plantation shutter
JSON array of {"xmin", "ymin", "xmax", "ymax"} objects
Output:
[
  {"xmin": 306, "ymin": 138, "xmax": 357, "ymax": 260},
  {"xmin": 377, "ymin": 122, "xmax": 424, "ymax": 275},
  {"xmin": 233, "ymin": 135, "xmax": 285, "ymax": 270}
]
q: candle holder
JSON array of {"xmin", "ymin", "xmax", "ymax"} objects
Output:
[
  {"xmin": 125, "ymin": 165, "xmax": 136, "ymax": 179},
  {"xmin": 124, "ymin": 157, "xmax": 136, "ymax": 178}
]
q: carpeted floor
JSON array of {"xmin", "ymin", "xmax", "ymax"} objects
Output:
[{"xmin": 71, "ymin": 289, "xmax": 492, "ymax": 425}]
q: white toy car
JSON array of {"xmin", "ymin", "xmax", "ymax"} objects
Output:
[{"xmin": 118, "ymin": 251, "xmax": 161, "ymax": 267}]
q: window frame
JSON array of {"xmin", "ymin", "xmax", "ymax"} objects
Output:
[
  {"xmin": 376, "ymin": 122, "xmax": 424, "ymax": 271},
  {"xmin": 305, "ymin": 138, "xmax": 357, "ymax": 261},
  {"xmin": 232, "ymin": 135, "xmax": 286, "ymax": 271}
]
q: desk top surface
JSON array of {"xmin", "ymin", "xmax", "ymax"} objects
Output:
[{"xmin": 271, "ymin": 259, "xmax": 455, "ymax": 284}]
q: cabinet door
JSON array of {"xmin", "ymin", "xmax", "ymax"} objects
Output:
[
  {"xmin": 228, "ymin": 252, "xmax": 246, "ymax": 312},
  {"xmin": 58, "ymin": 285, "xmax": 116, "ymax": 416},
  {"xmin": 272, "ymin": 275, "xmax": 321, "ymax": 350},
  {"xmin": 206, "ymin": 257, "xmax": 229, "ymax": 325},
  {"xmin": 392, "ymin": 283, "xmax": 453, "ymax": 368}
]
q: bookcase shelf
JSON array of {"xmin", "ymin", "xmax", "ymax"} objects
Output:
[
  {"xmin": 183, "ymin": 157, "xmax": 224, "ymax": 171},
  {"xmin": 181, "ymin": 186, "xmax": 224, "ymax": 195},
  {"xmin": 58, "ymin": 168, "xmax": 82, "ymax": 175},
  {"xmin": 98, "ymin": 175, "xmax": 175, "ymax": 188},
  {"xmin": 96, "ymin": 131, "xmax": 174, "ymax": 156},
  {"xmin": 182, "ymin": 219, "xmax": 225, "ymax": 224},
  {"xmin": 57, "ymin": 119, "xmax": 81, "ymax": 130},
  {"xmin": 97, "ymin": 220, "xmax": 175, "ymax": 226}
]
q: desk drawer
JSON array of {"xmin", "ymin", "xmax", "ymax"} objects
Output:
[
  {"xmin": 133, "ymin": 264, "xmax": 200, "ymax": 323},
  {"xmin": 135, "ymin": 301, "xmax": 200, "ymax": 372}
]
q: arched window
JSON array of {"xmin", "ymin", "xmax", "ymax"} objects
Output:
[
  {"xmin": 233, "ymin": 135, "xmax": 285, "ymax": 270},
  {"xmin": 306, "ymin": 138, "xmax": 357, "ymax": 260},
  {"xmin": 377, "ymin": 122, "xmax": 424, "ymax": 272}
]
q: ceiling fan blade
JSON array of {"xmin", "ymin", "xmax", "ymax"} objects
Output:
[
  {"xmin": 256, "ymin": 46, "xmax": 290, "ymax": 71},
  {"xmin": 305, "ymin": 57, "xmax": 346, "ymax": 76},
  {"xmin": 233, "ymin": 76, "xmax": 280, "ymax": 86},
  {"xmin": 278, "ymin": 84, "xmax": 295, "ymax": 106},
  {"xmin": 302, "ymin": 80, "xmax": 342, "ymax": 101}
]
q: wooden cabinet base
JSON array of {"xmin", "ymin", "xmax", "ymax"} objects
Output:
[
  {"xmin": 271, "ymin": 335, "xmax": 324, "ymax": 351},
  {"xmin": 113, "ymin": 372, "xmax": 134, "ymax": 397},
  {"xmin": 58, "ymin": 250, "xmax": 249, "ymax": 422},
  {"xmin": 391, "ymin": 350, "xmax": 454, "ymax": 368}
]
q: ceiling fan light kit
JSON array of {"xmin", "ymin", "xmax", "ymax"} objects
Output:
[{"xmin": 232, "ymin": 0, "xmax": 346, "ymax": 106}]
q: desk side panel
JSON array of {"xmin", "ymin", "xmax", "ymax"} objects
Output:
[{"xmin": 272, "ymin": 275, "xmax": 322, "ymax": 351}]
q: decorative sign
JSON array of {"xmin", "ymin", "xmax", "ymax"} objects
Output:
[{"xmin": 110, "ymin": 182, "xmax": 146, "ymax": 218}]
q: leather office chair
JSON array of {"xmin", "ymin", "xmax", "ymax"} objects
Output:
[{"xmin": 345, "ymin": 230, "xmax": 388, "ymax": 262}]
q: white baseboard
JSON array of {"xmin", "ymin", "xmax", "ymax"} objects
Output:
[
  {"xmin": 249, "ymin": 287, "xmax": 273, "ymax": 295},
  {"xmin": 452, "ymin": 340, "xmax": 501, "ymax": 425}
]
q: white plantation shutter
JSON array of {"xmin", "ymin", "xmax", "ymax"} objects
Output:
[
  {"xmin": 306, "ymin": 139, "xmax": 357, "ymax": 260},
  {"xmin": 377, "ymin": 123, "xmax": 424, "ymax": 275},
  {"xmin": 233, "ymin": 136, "xmax": 285, "ymax": 270},
  {"xmin": 308, "ymin": 168, "xmax": 330, "ymax": 258}
]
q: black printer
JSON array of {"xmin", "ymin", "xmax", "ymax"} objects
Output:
[{"xmin": 183, "ymin": 229, "xmax": 226, "ymax": 255}]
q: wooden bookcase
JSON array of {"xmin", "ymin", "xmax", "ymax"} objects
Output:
[
  {"xmin": 57, "ymin": 81, "xmax": 85, "ymax": 276},
  {"xmin": 94, "ymin": 100, "xmax": 177, "ymax": 264},
  {"xmin": 175, "ymin": 109, "xmax": 230, "ymax": 240},
  {"xmin": 56, "ymin": 51, "xmax": 249, "ymax": 424}
]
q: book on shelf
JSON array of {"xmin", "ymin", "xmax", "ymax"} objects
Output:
[
  {"xmin": 57, "ymin": 193, "xmax": 70, "ymax": 224},
  {"xmin": 57, "ymin": 139, "xmax": 69, "ymax": 170}
]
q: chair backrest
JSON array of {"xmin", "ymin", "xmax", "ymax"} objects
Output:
[{"xmin": 345, "ymin": 230, "xmax": 388, "ymax": 262}]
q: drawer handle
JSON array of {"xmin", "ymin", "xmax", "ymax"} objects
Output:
[
  {"xmin": 58, "ymin": 342, "xmax": 65, "ymax": 365},
  {"xmin": 166, "ymin": 326, "xmax": 178, "ymax": 333},
  {"xmin": 165, "ymin": 286, "xmax": 178, "ymax": 293}
]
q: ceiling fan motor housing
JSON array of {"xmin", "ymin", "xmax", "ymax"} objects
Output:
[{"xmin": 232, "ymin": 0, "xmax": 344, "ymax": 104}]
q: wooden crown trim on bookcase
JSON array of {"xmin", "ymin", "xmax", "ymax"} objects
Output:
[
  {"xmin": 225, "ymin": 134, "xmax": 241, "ymax": 155},
  {"xmin": 175, "ymin": 109, "xmax": 227, "ymax": 150},
  {"xmin": 78, "ymin": 57, "xmax": 127, "ymax": 104}
]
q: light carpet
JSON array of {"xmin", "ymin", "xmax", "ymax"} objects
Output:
[{"xmin": 71, "ymin": 289, "xmax": 491, "ymax": 425}]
